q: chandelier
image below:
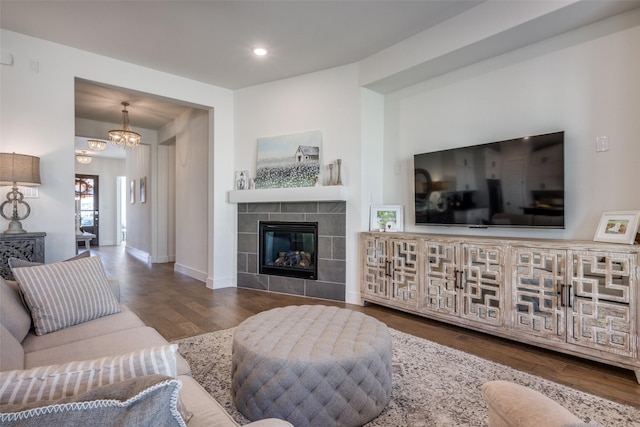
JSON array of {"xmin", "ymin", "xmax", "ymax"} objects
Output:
[
  {"xmin": 76, "ymin": 151, "xmax": 92, "ymax": 164},
  {"xmin": 108, "ymin": 102, "xmax": 141, "ymax": 148},
  {"xmin": 87, "ymin": 139, "xmax": 107, "ymax": 151}
]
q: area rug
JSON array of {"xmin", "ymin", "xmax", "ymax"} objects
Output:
[{"xmin": 174, "ymin": 328, "xmax": 640, "ymax": 426}]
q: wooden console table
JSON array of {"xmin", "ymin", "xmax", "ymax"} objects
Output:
[
  {"xmin": 0, "ymin": 232, "xmax": 46, "ymax": 280},
  {"xmin": 361, "ymin": 231, "xmax": 640, "ymax": 382}
]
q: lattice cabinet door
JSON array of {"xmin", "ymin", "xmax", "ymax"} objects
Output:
[
  {"xmin": 388, "ymin": 239, "xmax": 420, "ymax": 308},
  {"xmin": 511, "ymin": 248, "xmax": 566, "ymax": 341},
  {"xmin": 0, "ymin": 233, "xmax": 46, "ymax": 281},
  {"xmin": 568, "ymin": 251, "xmax": 636, "ymax": 358},
  {"xmin": 460, "ymin": 244, "xmax": 504, "ymax": 326},
  {"xmin": 422, "ymin": 240, "xmax": 458, "ymax": 316},
  {"xmin": 362, "ymin": 236, "xmax": 390, "ymax": 299}
]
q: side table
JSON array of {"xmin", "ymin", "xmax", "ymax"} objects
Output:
[
  {"xmin": 76, "ymin": 232, "xmax": 96, "ymax": 254},
  {"xmin": 0, "ymin": 232, "xmax": 46, "ymax": 280}
]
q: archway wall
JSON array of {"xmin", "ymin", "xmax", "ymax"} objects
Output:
[{"xmin": 0, "ymin": 30, "xmax": 235, "ymax": 289}]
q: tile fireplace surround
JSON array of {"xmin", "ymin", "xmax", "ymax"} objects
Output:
[{"xmin": 237, "ymin": 201, "xmax": 346, "ymax": 301}]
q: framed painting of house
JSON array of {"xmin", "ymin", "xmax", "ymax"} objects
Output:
[{"xmin": 254, "ymin": 130, "xmax": 322, "ymax": 189}]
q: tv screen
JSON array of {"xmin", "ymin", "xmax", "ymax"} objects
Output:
[{"xmin": 414, "ymin": 131, "xmax": 564, "ymax": 228}]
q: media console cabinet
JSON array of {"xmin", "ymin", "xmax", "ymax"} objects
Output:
[{"xmin": 360, "ymin": 232, "xmax": 640, "ymax": 382}]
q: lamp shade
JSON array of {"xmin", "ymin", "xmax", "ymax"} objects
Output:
[{"xmin": 0, "ymin": 153, "xmax": 41, "ymax": 186}]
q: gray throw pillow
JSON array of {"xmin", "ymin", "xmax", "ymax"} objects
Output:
[
  {"xmin": 0, "ymin": 374, "xmax": 187, "ymax": 427},
  {"xmin": 0, "ymin": 278, "xmax": 31, "ymax": 342}
]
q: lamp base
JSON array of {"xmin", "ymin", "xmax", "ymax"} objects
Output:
[
  {"xmin": 1, "ymin": 184, "xmax": 31, "ymax": 235},
  {"xmin": 3, "ymin": 220, "xmax": 27, "ymax": 234}
]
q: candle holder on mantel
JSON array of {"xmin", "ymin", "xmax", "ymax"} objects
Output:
[
  {"xmin": 328, "ymin": 163, "xmax": 334, "ymax": 186},
  {"xmin": 336, "ymin": 159, "xmax": 343, "ymax": 185}
]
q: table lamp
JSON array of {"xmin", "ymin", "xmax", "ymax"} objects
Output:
[{"xmin": 0, "ymin": 152, "xmax": 41, "ymax": 234}]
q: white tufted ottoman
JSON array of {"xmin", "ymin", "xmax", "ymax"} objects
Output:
[{"xmin": 231, "ymin": 305, "xmax": 392, "ymax": 427}]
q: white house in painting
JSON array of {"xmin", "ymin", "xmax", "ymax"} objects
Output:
[{"xmin": 295, "ymin": 146, "xmax": 320, "ymax": 163}]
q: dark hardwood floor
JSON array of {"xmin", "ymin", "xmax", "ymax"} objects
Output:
[{"xmin": 93, "ymin": 245, "xmax": 640, "ymax": 408}]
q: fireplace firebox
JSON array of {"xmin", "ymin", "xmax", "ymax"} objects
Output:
[{"xmin": 259, "ymin": 221, "xmax": 318, "ymax": 280}]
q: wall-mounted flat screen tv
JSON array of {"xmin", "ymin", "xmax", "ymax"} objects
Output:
[{"xmin": 414, "ymin": 131, "xmax": 564, "ymax": 228}]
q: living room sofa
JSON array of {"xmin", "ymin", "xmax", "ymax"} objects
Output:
[{"xmin": 0, "ymin": 255, "xmax": 291, "ymax": 426}]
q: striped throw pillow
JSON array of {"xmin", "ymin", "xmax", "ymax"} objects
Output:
[
  {"xmin": 12, "ymin": 255, "xmax": 120, "ymax": 335},
  {"xmin": 0, "ymin": 375, "xmax": 187, "ymax": 427},
  {"xmin": 0, "ymin": 344, "xmax": 179, "ymax": 405},
  {"xmin": 7, "ymin": 250, "xmax": 90, "ymax": 270}
]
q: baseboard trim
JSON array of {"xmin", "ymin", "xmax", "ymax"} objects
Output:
[
  {"xmin": 174, "ymin": 263, "xmax": 207, "ymax": 283},
  {"xmin": 345, "ymin": 289, "xmax": 361, "ymax": 305},
  {"xmin": 126, "ymin": 246, "xmax": 150, "ymax": 264},
  {"xmin": 207, "ymin": 276, "xmax": 235, "ymax": 290}
]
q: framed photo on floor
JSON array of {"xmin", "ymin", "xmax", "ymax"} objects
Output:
[
  {"xmin": 370, "ymin": 205, "xmax": 404, "ymax": 232},
  {"xmin": 593, "ymin": 211, "xmax": 640, "ymax": 244}
]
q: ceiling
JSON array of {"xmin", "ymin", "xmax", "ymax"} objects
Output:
[
  {"xmin": 1, "ymin": 0, "xmax": 485, "ymax": 159},
  {"xmin": 73, "ymin": 80, "xmax": 194, "ymax": 159},
  {"xmin": 1, "ymin": 1, "xmax": 484, "ymax": 90},
  {"xmin": 2, "ymin": 1, "xmax": 639, "ymax": 159}
]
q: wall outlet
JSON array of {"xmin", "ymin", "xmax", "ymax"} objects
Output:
[{"xmin": 596, "ymin": 136, "xmax": 609, "ymax": 152}]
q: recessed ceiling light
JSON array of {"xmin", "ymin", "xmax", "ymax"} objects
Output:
[{"xmin": 253, "ymin": 47, "xmax": 268, "ymax": 56}]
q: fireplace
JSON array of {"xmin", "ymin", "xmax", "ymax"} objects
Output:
[
  {"xmin": 259, "ymin": 221, "xmax": 318, "ymax": 280},
  {"xmin": 237, "ymin": 202, "xmax": 345, "ymax": 301}
]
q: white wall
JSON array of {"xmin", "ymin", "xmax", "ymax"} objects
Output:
[
  {"xmin": 234, "ymin": 64, "xmax": 367, "ymax": 303},
  {"xmin": 166, "ymin": 144, "xmax": 176, "ymax": 260},
  {"xmin": 174, "ymin": 108, "xmax": 209, "ymax": 281},
  {"xmin": 383, "ymin": 10, "xmax": 640, "ymax": 240},
  {"xmin": 126, "ymin": 144, "xmax": 152, "ymax": 258},
  {"xmin": 154, "ymin": 140, "xmax": 176, "ymax": 263},
  {"xmin": 154, "ymin": 124, "xmax": 176, "ymax": 264},
  {"xmin": 0, "ymin": 30, "xmax": 235, "ymax": 289},
  {"xmin": 75, "ymin": 155, "xmax": 126, "ymax": 246}
]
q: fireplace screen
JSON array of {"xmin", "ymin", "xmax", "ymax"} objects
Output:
[{"xmin": 259, "ymin": 221, "xmax": 318, "ymax": 280}]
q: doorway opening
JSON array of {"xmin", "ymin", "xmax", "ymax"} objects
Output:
[{"xmin": 75, "ymin": 174, "xmax": 99, "ymax": 247}]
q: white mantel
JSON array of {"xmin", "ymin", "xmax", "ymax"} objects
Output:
[{"xmin": 228, "ymin": 186, "xmax": 348, "ymax": 204}]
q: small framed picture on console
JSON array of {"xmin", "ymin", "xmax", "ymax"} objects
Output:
[
  {"xmin": 370, "ymin": 205, "xmax": 404, "ymax": 232},
  {"xmin": 593, "ymin": 211, "xmax": 640, "ymax": 245}
]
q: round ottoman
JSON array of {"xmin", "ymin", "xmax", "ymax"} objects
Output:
[{"xmin": 231, "ymin": 305, "xmax": 392, "ymax": 427}]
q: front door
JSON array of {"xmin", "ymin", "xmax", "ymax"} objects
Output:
[{"xmin": 75, "ymin": 174, "xmax": 99, "ymax": 246}]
